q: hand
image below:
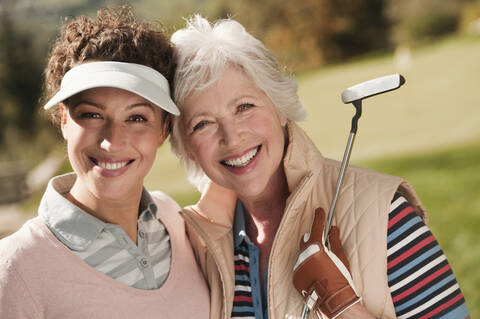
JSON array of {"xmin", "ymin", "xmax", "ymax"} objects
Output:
[{"xmin": 293, "ymin": 207, "xmax": 361, "ymax": 319}]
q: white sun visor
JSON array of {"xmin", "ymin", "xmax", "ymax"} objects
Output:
[{"xmin": 43, "ymin": 61, "xmax": 180, "ymax": 115}]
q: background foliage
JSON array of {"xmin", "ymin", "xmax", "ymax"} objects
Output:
[{"xmin": 1, "ymin": 0, "xmax": 479, "ymax": 163}]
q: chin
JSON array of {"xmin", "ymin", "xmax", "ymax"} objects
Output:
[
  {"xmin": 91, "ymin": 182, "xmax": 135, "ymax": 201},
  {"xmin": 233, "ymin": 182, "xmax": 268, "ymax": 199}
]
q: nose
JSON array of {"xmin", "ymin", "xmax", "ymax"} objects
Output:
[
  {"xmin": 219, "ymin": 118, "xmax": 242, "ymax": 147},
  {"xmin": 100, "ymin": 120, "xmax": 126, "ymax": 152}
]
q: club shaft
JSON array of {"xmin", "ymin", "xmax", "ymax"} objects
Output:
[{"xmin": 324, "ymin": 131, "xmax": 356, "ymax": 246}]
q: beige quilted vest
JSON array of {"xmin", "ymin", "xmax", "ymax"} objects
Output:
[{"xmin": 181, "ymin": 122, "xmax": 427, "ymax": 319}]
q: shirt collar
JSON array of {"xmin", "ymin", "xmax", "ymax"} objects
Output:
[
  {"xmin": 39, "ymin": 173, "xmax": 157, "ymax": 251},
  {"xmin": 233, "ymin": 199, "xmax": 249, "ymax": 248},
  {"xmin": 138, "ymin": 188, "xmax": 158, "ymax": 222}
]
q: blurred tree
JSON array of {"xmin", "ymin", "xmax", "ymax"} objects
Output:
[
  {"xmin": 458, "ymin": 0, "xmax": 480, "ymax": 33},
  {"xmin": 220, "ymin": 0, "xmax": 390, "ymax": 70},
  {"xmin": 0, "ymin": 0, "xmax": 43, "ymax": 148},
  {"xmin": 386, "ymin": 0, "xmax": 469, "ymax": 45},
  {"xmin": 325, "ymin": 0, "xmax": 390, "ymax": 60},
  {"xmin": 0, "ymin": 0, "xmax": 475, "ymax": 162}
]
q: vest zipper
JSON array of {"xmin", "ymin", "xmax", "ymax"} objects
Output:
[{"xmin": 267, "ymin": 171, "xmax": 315, "ymax": 318}]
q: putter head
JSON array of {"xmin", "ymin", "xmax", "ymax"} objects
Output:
[{"xmin": 341, "ymin": 74, "xmax": 405, "ymax": 104}]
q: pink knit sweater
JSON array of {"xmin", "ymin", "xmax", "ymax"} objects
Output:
[{"xmin": 0, "ymin": 203, "xmax": 209, "ymax": 318}]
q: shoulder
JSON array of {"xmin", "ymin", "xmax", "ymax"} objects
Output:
[
  {"xmin": 0, "ymin": 217, "xmax": 45, "ymax": 262},
  {"xmin": 149, "ymin": 190, "xmax": 181, "ymax": 212},
  {"xmin": 0, "ymin": 218, "xmax": 49, "ymax": 315},
  {"xmin": 320, "ymin": 158, "xmax": 426, "ymax": 219},
  {"xmin": 0, "ymin": 217, "xmax": 59, "ymax": 283},
  {"xmin": 324, "ymin": 157, "xmax": 403, "ymax": 183},
  {"xmin": 149, "ymin": 190, "xmax": 185, "ymax": 228}
]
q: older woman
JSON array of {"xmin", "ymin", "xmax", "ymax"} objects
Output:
[{"xmin": 170, "ymin": 15, "xmax": 470, "ymax": 319}]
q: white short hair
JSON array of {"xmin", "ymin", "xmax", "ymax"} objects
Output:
[{"xmin": 170, "ymin": 15, "xmax": 307, "ymax": 191}]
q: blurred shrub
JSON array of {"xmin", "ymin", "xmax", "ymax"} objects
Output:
[
  {"xmin": 223, "ymin": 0, "xmax": 390, "ymax": 70},
  {"xmin": 2, "ymin": 0, "xmax": 480, "ymax": 167},
  {"xmin": 387, "ymin": 0, "xmax": 468, "ymax": 45},
  {"xmin": 458, "ymin": 0, "xmax": 480, "ymax": 34},
  {"xmin": 407, "ymin": 3, "xmax": 461, "ymax": 40},
  {"xmin": 0, "ymin": 2, "xmax": 59, "ymax": 164}
]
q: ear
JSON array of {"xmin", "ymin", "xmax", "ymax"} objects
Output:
[
  {"xmin": 59, "ymin": 104, "xmax": 69, "ymax": 140},
  {"xmin": 279, "ymin": 111, "xmax": 288, "ymax": 127},
  {"xmin": 186, "ymin": 147, "xmax": 198, "ymax": 162},
  {"xmin": 156, "ymin": 112, "xmax": 171, "ymax": 147}
]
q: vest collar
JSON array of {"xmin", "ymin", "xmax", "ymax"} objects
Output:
[{"xmin": 283, "ymin": 121, "xmax": 325, "ymax": 193}]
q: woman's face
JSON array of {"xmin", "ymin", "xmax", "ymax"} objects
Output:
[
  {"xmin": 60, "ymin": 87, "xmax": 166, "ymax": 202},
  {"xmin": 181, "ymin": 67, "xmax": 287, "ymax": 201}
]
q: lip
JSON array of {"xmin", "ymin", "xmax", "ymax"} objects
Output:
[
  {"xmin": 89, "ymin": 156, "xmax": 135, "ymax": 177},
  {"xmin": 220, "ymin": 145, "xmax": 261, "ymax": 174},
  {"xmin": 220, "ymin": 146, "xmax": 259, "ymax": 162}
]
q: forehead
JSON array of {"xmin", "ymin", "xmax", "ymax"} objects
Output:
[
  {"xmin": 183, "ymin": 67, "xmax": 264, "ymax": 110},
  {"xmin": 209, "ymin": 67, "xmax": 257, "ymax": 94}
]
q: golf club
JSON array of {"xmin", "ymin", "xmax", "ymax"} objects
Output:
[{"xmin": 324, "ymin": 74, "xmax": 406, "ymax": 248}]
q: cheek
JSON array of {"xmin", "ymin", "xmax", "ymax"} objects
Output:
[
  {"xmin": 65, "ymin": 127, "xmax": 89, "ymax": 152},
  {"xmin": 135, "ymin": 132, "xmax": 161, "ymax": 159},
  {"xmin": 253, "ymin": 120, "xmax": 285, "ymax": 157},
  {"xmin": 187, "ymin": 136, "xmax": 213, "ymax": 164},
  {"xmin": 64, "ymin": 130, "xmax": 88, "ymax": 169},
  {"xmin": 250, "ymin": 117, "xmax": 284, "ymax": 140}
]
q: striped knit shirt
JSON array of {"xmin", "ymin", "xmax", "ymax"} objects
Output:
[
  {"xmin": 232, "ymin": 201, "xmax": 267, "ymax": 319},
  {"xmin": 233, "ymin": 243, "xmax": 257, "ymax": 319},
  {"xmin": 231, "ymin": 194, "xmax": 469, "ymax": 318},
  {"xmin": 387, "ymin": 192, "xmax": 469, "ymax": 318},
  {"xmin": 39, "ymin": 173, "xmax": 172, "ymax": 290}
]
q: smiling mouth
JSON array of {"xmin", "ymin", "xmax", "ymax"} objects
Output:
[
  {"xmin": 221, "ymin": 146, "xmax": 260, "ymax": 168},
  {"xmin": 90, "ymin": 157, "xmax": 134, "ymax": 170}
]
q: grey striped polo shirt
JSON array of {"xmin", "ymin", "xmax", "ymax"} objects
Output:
[{"xmin": 39, "ymin": 173, "xmax": 171, "ymax": 290}]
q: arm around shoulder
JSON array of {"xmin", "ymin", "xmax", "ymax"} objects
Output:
[{"xmin": 149, "ymin": 190, "xmax": 182, "ymax": 213}]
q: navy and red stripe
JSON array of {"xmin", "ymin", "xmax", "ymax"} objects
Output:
[
  {"xmin": 387, "ymin": 192, "xmax": 469, "ymax": 318},
  {"xmin": 231, "ymin": 243, "xmax": 256, "ymax": 318}
]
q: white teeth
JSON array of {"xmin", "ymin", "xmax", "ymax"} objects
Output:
[
  {"xmin": 224, "ymin": 147, "xmax": 259, "ymax": 168},
  {"xmin": 98, "ymin": 161, "xmax": 128, "ymax": 170}
]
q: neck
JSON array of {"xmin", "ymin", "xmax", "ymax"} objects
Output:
[
  {"xmin": 67, "ymin": 182, "xmax": 142, "ymax": 244},
  {"xmin": 240, "ymin": 169, "xmax": 290, "ymax": 246}
]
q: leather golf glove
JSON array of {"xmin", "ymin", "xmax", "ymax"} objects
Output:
[{"xmin": 293, "ymin": 207, "xmax": 361, "ymax": 318}]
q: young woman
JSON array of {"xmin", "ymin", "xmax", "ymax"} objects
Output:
[
  {"xmin": 0, "ymin": 7, "xmax": 209, "ymax": 318},
  {"xmin": 168, "ymin": 15, "xmax": 470, "ymax": 319}
]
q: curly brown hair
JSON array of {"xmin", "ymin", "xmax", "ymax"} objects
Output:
[{"xmin": 43, "ymin": 5, "xmax": 175, "ymax": 130}]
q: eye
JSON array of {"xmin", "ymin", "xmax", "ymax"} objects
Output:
[
  {"xmin": 128, "ymin": 114, "xmax": 147, "ymax": 122},
  {"xmin": 237, "ymin": 103, "xmax": 254, "ymax": 112},
  {"xmin": 80, "ymin": 112, "xmax": 102, "ymax": 119},
  {"xmin": 192, "ymin": 120, "xmax": 210, "ymax": 132}
]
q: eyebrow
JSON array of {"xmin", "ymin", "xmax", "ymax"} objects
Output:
[
  {"xmin": 127, "ymin": 102, "xmax": 155, "ymax": 111},
  {"xmin": 72, "ymin": 100, "xmax": 103, "ymax": 109},
  {"xmin": 186, "ymin": 111, "xmax": 210, "ymax": 127},
  {"xmin": 227, "ymin": 95, "xmax": 257, "ymax": 107},
  {"xmin": 184, "ymin": 95, "xmax": 258, "ymax": 125}
]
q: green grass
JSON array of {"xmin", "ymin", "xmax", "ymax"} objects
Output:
[
  {"xmin": 297, "ymin": 34, "xmax": 480, "ymax": 162},
  {"xmin": 361, "ymin": 140, "xmax": 480, "ymax": 316}
]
